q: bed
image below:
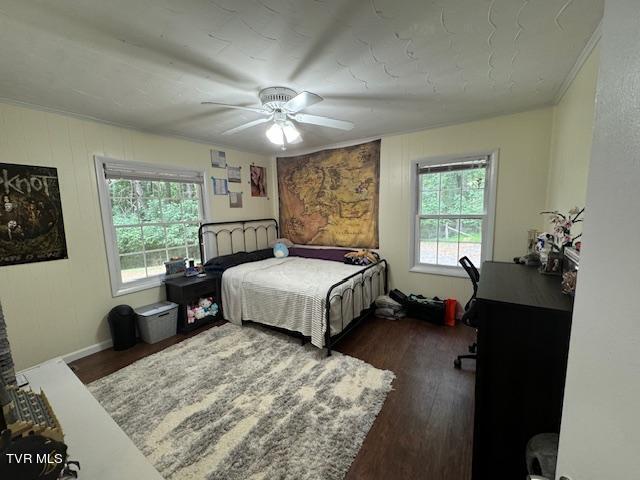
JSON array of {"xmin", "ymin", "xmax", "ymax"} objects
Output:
[{"xmin": 198, "ymin": 218, "xmax": 387, "ymax": 355}]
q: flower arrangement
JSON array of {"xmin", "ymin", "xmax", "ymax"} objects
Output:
[{"xmin": 540, "ymin": 207, "xmax": 584, "ymax": 249}]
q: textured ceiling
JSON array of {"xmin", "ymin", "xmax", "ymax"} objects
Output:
[{"xmin": 0, "ymin": 0, "xmax": 602, "ymax": 155}]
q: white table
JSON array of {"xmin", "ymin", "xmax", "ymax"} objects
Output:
[{"xmin": 21, "ymin": 358, "xmax": 163, "ymax": 480}]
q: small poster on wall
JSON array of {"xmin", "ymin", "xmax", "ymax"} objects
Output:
[
  {"xmin": 227, "ymin": 166, "xmax": 241, "ymax": 183},
  {"xmin": 250, "ymin": 165, "xmax": 267, "ymax": 197},
  {"xmin": 0, "ymin": 163, "xmax": 68, "ymax": 266},
  {"xmin": 212, "ymin": 177, "xmax": 228, "ymax": 195},
  {"xmin": 229, "ymin": 191, "xmax": 243, "ymax": 208},
  {"xmin": 211, "ymin": 150, "xmax": 227, "ymax": 168}
]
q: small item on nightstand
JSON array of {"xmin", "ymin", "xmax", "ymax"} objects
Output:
[
  {"xmin": 164, "ymin": 257, "xmax": 186, "ymax": 279},
  {"xmin": 185, "ymin": 259, "xmax": 199, "ymax": 277}
]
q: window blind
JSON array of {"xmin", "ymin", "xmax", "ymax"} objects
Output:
[
  {"xmin": 418, "ymin": 156, "xmax": 488, "ymax": 175},
  {"xmin": 102, "ymin": 160, "xmax": 204, "ymax": 184}
]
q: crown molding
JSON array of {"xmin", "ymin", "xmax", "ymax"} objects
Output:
[
  {"xmin": 0, "ymin": 97, "xmax": 268, "ymax": 156},
  {"xmin": 553, "ymin": 20, "xmax": 602, "ymax": 105},
  {"xmin": 1, "ymin": 97, "xmax": 558, "ymax": 160},
  {"xmin": 277, "ymin": 104, "xmax": 554, "ymax": 158}
]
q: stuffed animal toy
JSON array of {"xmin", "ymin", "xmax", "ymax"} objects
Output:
[
  {"xmin": 344, "ymin": 249, "xmax": 380, "ymax": 266},
  {"xmin": 199, "ymin": 297, "xmax": 212, "ymax": 310},
  {"xmin": 273, "ymin": 242, "xmax": 289, "ymax": 258}
]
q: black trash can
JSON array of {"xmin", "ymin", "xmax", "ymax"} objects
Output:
[{"xmin": 107, "ymin": 305, "xmax": 137, "ymax": 351}]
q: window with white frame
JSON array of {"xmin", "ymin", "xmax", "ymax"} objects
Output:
[
  {"xmin": 412, "ymin": 153, "xmax": 497, "ymax": 275},
  {"xmin": 95, "ymin": 157, "xmax": 206, "ymax": 296}
]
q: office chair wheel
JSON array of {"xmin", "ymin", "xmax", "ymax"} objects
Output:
[{"xmin": 454, "ymin": 358, "xmax": 462, "ymax": 369}]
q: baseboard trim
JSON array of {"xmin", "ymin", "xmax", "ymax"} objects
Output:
[{"xmin": 62, "ymin": 339, "xmax": 113, "ymax": 364}]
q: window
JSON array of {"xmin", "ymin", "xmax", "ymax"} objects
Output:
[
  {"xmin": 411, "ymin": 153, "xmax": 497, "ymax": 276},
  {"xmin": 95, "ymin": 157, "xmax": 207, "ymax": 296}
]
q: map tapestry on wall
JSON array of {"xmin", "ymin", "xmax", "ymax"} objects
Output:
[
  {"xmin": 277, "ymin": 140, "xmax": 380, "ymax": 248},
  {"xmin": 0, "ymin": 163, "xmax": 68, "ymax": 266}
]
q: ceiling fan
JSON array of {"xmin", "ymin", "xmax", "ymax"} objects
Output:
[{"xmin": 202, "ymin": 87, "xmax": 354, "ymax": 149}]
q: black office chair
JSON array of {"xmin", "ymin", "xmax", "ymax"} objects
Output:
[{"xmin": 454, "ymin": 256, "xmax": 480, "ymax": 369}]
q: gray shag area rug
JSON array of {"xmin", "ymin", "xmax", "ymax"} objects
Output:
[{"xmin": 89, "ymin": 323, "xmax": 394, "ymax": 480}]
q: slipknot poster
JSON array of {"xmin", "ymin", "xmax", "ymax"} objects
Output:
[{"xmin": 0, "ymin": 163, "xmax": 68, "ymax": 266}]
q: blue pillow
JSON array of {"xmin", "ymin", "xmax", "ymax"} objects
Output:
[{"xmin": 273, "ymin": 242, "xmax": 289, "ymax": 258}]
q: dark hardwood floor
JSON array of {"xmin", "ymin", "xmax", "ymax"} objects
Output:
[
  {"xmin": 338, "ymin": 317, "xmax": 475, "ymax": 480},
  {"xmin": 69, "ymin": 317, "xmax": 476, "ymax": 480},
  {"xmin": 69, "ymin": 318, "xmax": 226, "ymax": 384}
]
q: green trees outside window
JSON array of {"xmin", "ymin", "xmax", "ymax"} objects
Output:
[
  {"xmin": 108, "ymin": 179, "xmax": 202, "ymax": 283},
  {"xmin": 418, "ymin": 166, "xmax": 486, "ymax": 266}
]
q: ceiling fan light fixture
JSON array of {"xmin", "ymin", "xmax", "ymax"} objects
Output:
[
  {"xmin": 266, "ymin": 121, "xmax": 302, "ymax": 146},
  {"xmin": 206, "ymin": 86, "xmax": 351, "ymax": 141},
  {"xmin": 282, "ymin": 121, "xmax": 301, "ymax": 143},
  {"xmin": 266, "ymin": 123, "xmax": 284, "ymax": 145}
]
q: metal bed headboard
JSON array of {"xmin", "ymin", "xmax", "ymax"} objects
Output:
[{"xmin": 198, "ymin": 218, "xmax": 279, "ymax": 263}]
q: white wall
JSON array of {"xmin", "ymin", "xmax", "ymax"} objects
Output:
[
  {"xmin": 556, "ymin": 1, "xmax": 640, "ymax": 478},
  {"xmin": 0, "ymin": 102, "xmax": 275, "ymax": 370},
  {"xmin": 545, "ymin": 44, "xmax": 600, "ymax": 235},
  {"xmin": 378, "ymin": 108, "xmax": 554, "ymax": 303}
]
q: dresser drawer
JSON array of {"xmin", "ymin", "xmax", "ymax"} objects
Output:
[
  {"xmin": 183, "ymin": 279, "xmax": 218, "ymax": 302},
  {"xmin": 164, "ymin": 274, "xmax": 220, "ymax": 305}
]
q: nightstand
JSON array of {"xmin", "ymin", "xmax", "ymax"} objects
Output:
[{"xmin": 164, "ymin": 272, "xmax": 222, "ymax": 333}]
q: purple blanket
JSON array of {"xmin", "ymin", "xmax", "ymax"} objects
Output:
[{"xmin": 288, "ymin": 247, "xmax": 355, "ymax": 263}]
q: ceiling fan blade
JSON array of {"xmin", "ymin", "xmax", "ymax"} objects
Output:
[
  {"xmin": 222, "ymin": 117, "xmax": 272, "ymax": 135},
  {"xmin": 291, "ymin": 113, "xmax": 354, "ymax": 131},
  {"xmin": 283, "ymin": 91, "xmax": 323, "ymax": 113},
  {"xmin": 201, "ymin": 101, "xmax": 269, "ymax": 115}
]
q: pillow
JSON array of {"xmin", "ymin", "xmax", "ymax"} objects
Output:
[
  {"xmin": 273, "ymin": 242, "xmax": 289, "ymax": 258},
  {"xmin": 268, "ymin": 237, "xmax": 293, "ymax": 248},
  {"xmin": 204, "ymin": 251, "xmax": 250, "ymax": 272},
  {"xmin": 246, "ymin": 248, "xmax": 274, "ymax": 262},
  {"xmin": 204, "ymin": 249, "xmax": 273, "ymax": 272}
]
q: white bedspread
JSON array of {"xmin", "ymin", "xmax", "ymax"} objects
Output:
[{"xmin": 221, "ymin": 257, "xmax": 385, "ymax": 348}]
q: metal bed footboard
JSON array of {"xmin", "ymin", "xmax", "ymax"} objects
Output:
[{"xmin": 324, "ymin": 259, "xmax": 388, "ymax": 356}]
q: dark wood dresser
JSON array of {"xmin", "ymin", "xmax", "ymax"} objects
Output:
[
  {"xmin": 472, "ymin": 261, "xmax": 573, "ymax": 480},
  {"xmin": 164, "ymin": 272, "xmax": 222, "ymax": 333}
]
